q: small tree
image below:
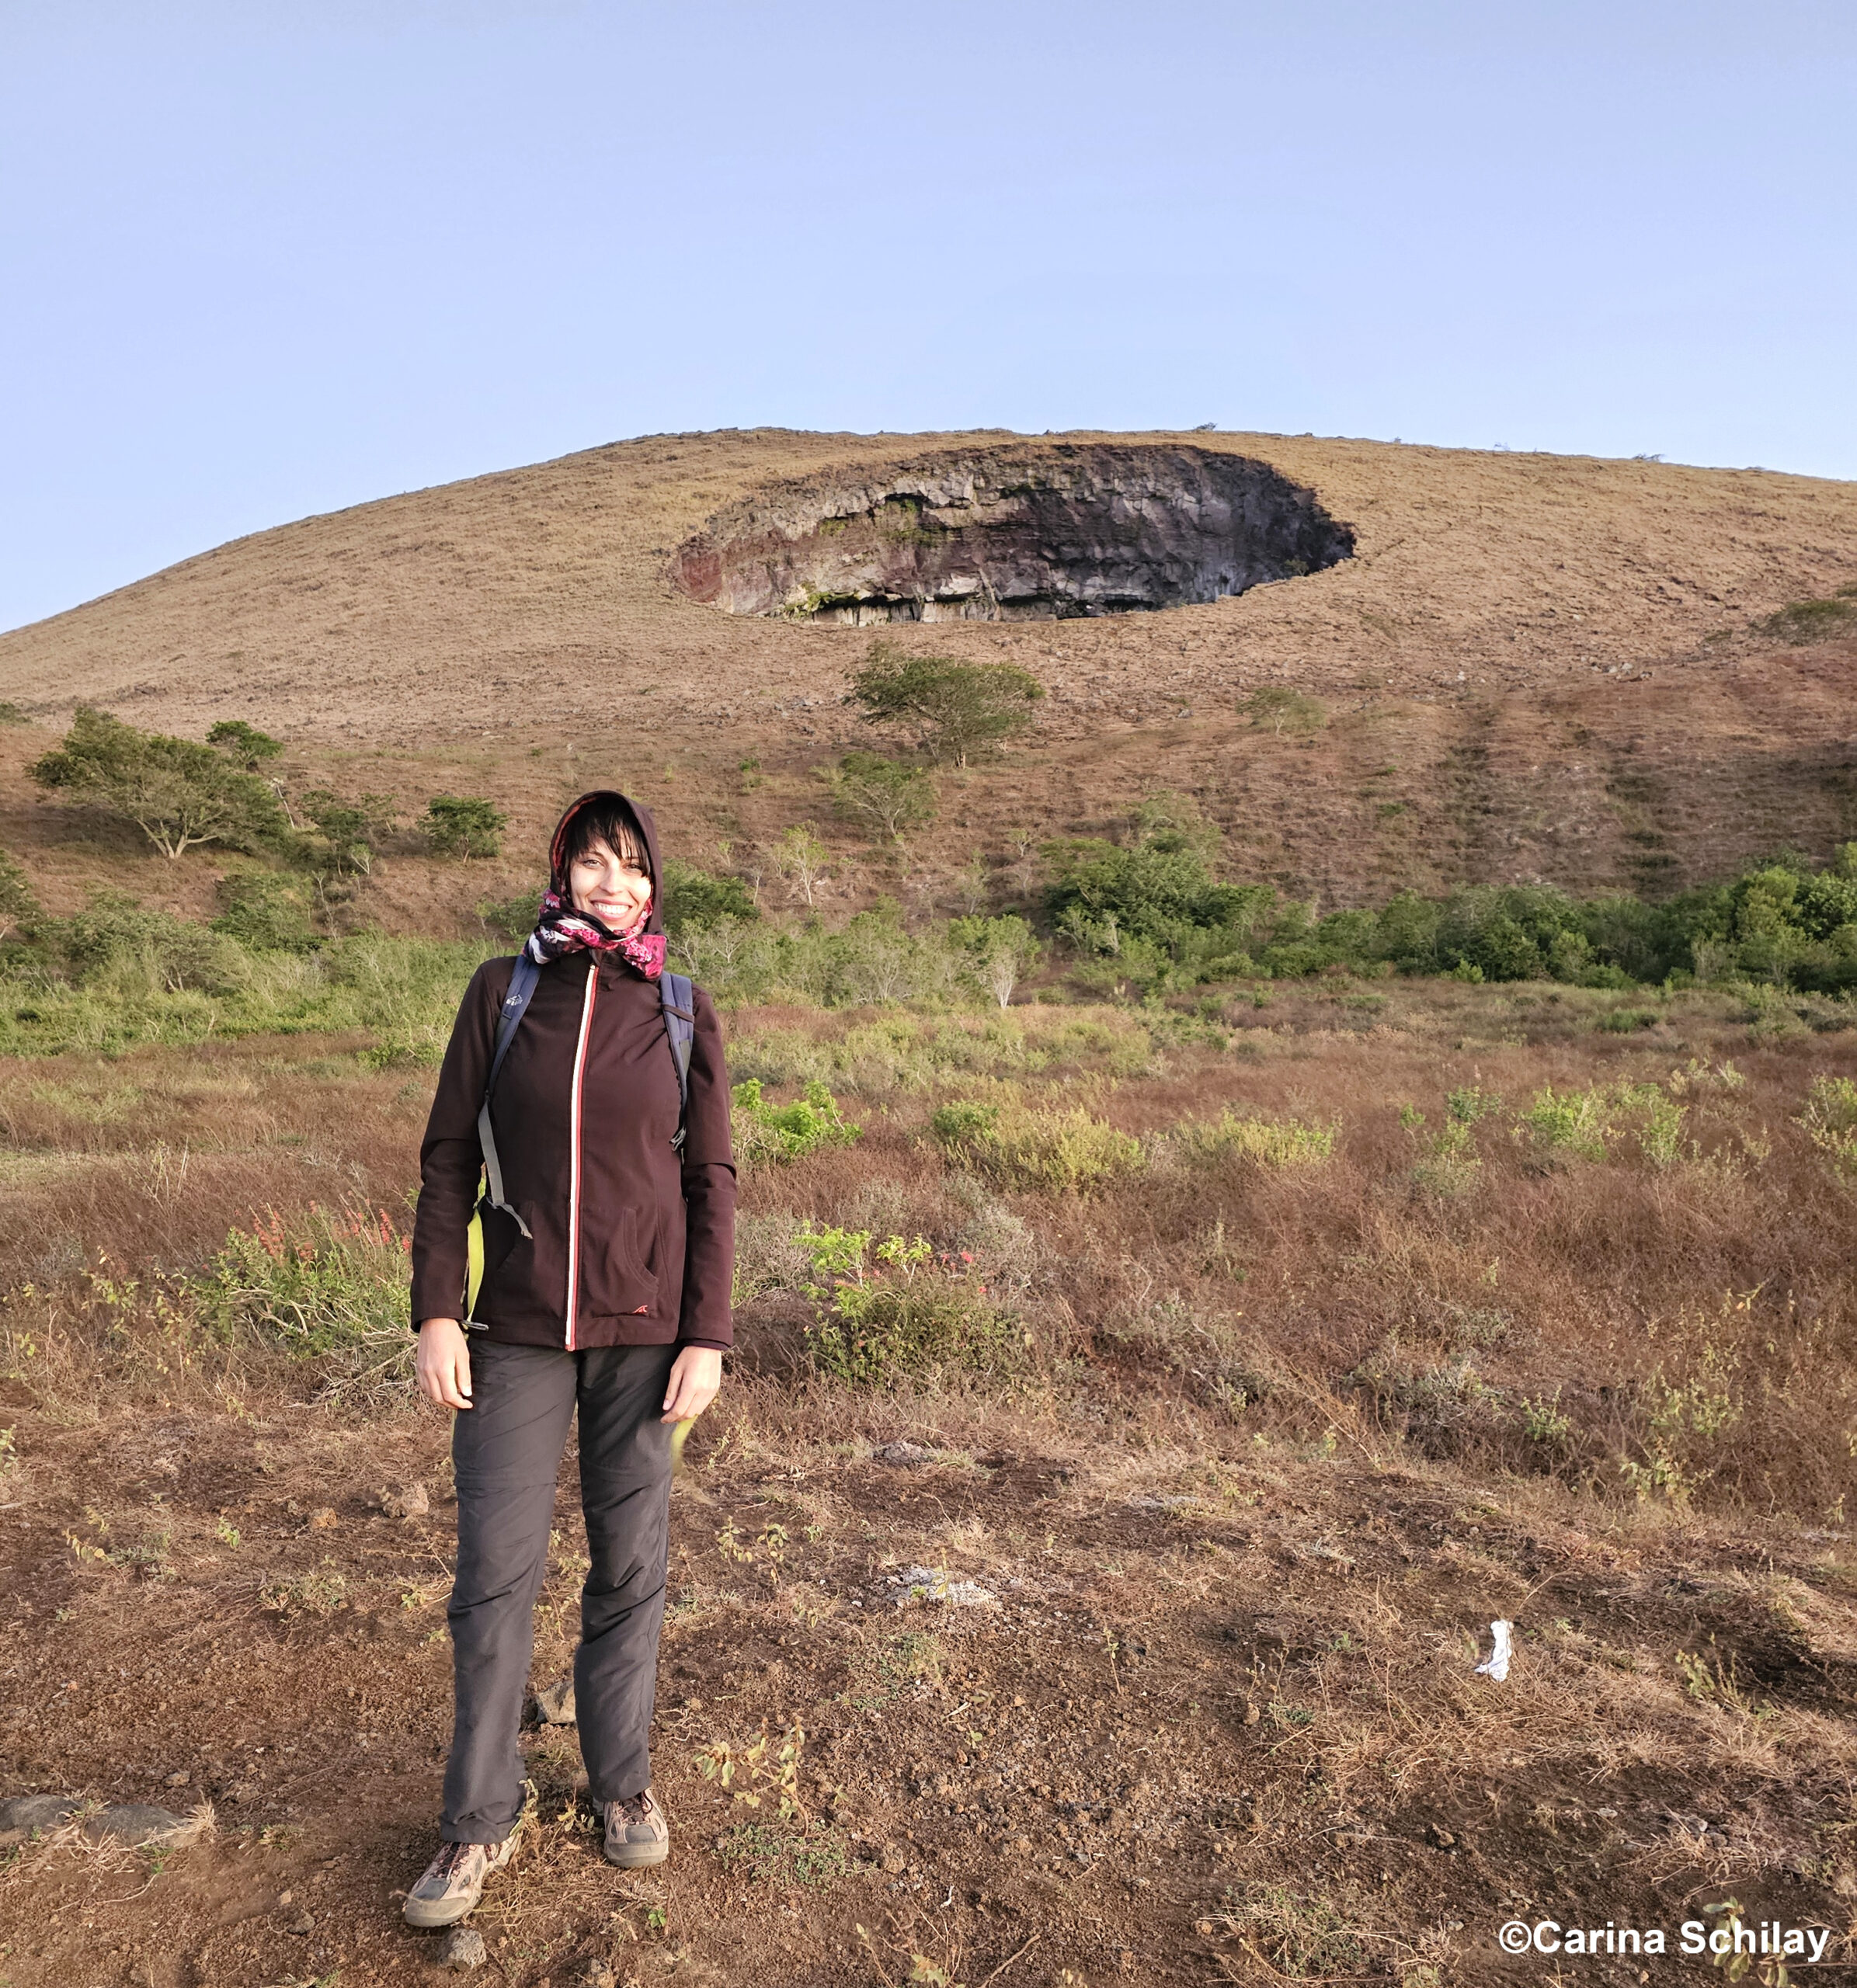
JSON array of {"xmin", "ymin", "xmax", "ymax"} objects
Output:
[
  {"xmin": 847, "ymin": 641, "xmax": 1045, "ymax": 766},
  {"xmin": 829, "ymin": 752, "xmax": 938, "ymax": 845},
  {"xmin": 207, "ymin": 720, "xmax": 284, "ymax": 770},
  {"xmin": 950, "ymin": 913, "xmax": 1042, "ymax": 1009},
  {"xmin": 1243, "ymin": 686, "xmax": 1326, "ymax": 736},
  {"xmin": 31, "ymin": 707, "xmax": 287, "ymax": 859},
  {"xmin": 424, "ymin": 794, "xmax": 506, "ymax": 859},
  {"xmin": 767, "ymin": 825, "xmax": 832, "ymax": 908},
  {"xmin": 301, "ymin": 788, "xmax": 396, "ymax": 876}
]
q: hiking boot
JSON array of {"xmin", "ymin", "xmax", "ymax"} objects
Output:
[
  {"xmin": 402, "ymin": 1834, "xmax": 519, "ymax": 1928},
  {"xmin": 603, "ymin": 1787, "xmax": 670, "ymax": 1868}
]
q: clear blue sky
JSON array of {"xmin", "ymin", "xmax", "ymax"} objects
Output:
[{"xmin": 3, "ymin": 0, "xmax": 1853, "ymax": 635}]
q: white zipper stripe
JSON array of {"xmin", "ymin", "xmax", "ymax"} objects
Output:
[{"xmin": 563, "ymin": 958, "xmax": 598, "ymax": 1349}]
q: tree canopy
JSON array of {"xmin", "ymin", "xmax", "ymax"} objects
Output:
[
  {"xmin": 32, "ymin": 707, "xmax": 288, "ymax": 860},
  {"xmin": 829, "ymin": 752, "xmax": 939, "ymax": 844},
  {"xmin": 846, "ymin": 642, "xmax": 1044, "ymax": 766}
]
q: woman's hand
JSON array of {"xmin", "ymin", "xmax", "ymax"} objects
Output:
[
  {"xmin": 417, "ymin": 1318, "xmax": 474, "ymax": 1410},
  {"xmin": 662, "ymin": 1346, "xmax": 722, "ymax": 1423}
]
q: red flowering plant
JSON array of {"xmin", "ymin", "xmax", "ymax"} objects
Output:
[{"xmin": 195, "ymin": 1197, "xmax": 413, "ymax": 1400}]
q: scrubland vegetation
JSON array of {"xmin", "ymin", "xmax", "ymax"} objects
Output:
[{"xmin": 4, "ymin": 697, "xmax": 1857, "ymax": 1984}]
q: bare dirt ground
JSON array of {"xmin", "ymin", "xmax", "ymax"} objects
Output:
[{"xmin": 2, "ymin": 985, "xmax": 1855, "ymax": 1986}]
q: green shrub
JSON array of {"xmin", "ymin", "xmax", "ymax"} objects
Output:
[
  {"xmin": 1596, "ymin": 1006, "xmax": 1659, "ymax": 1033},
  {"xmin": 212, "ymin": 871, "xmax": 319, "ymax": 953},
  {"xmin": 478, "ymin": 888, "xmax": 542, "ymax": 944},
  {"xmin": 1800, "ymin": 1075, "xmax": 1857, "ymax": 1180},
  {"xmin": 795, "ymin": 1225, "xmax": 1023, "ymax": 1386},
  {"xmin": 299, "ymin": 788, "xmax": 397, "ymax": 876},
  {"xmin": 0, "ymin": 844, "xmax": 42, "ymax": 943},
  {"xmin": 1521, "ymin": 1083, "xmax": 1612, "ymax": 1160},
  {"xmin": 1760, "ymin": 593, "xmax": 1857, "ymax": 645},
  {"xmin": 732, "ymin": 1079, "xmax": 862, "ymax": 1166},
  {"xmin": 948, "ymin": 913, "xmax": 1041, "ymax": 1009},
  {"xmin": 190, "ymin": 1201, "xmax": 413, "ymax": 1402},
  {"xmin": 1175, "ymin": 1108, "xmax": 1336, "ymax": 1167},
  {"xmin": 32, "ymin": 893, "xmax": 254, "ymax": 996},
  {"xmin": 661, "ymin": 858, "xmax": 758, "ymax": 937},
  {"xmin": 424, "ymin": 794, "xmax": 506, "ymax": 858},
  {"xmin": 931, "ymin": 1097, "xmax": 1144, "ymax": 1192}
]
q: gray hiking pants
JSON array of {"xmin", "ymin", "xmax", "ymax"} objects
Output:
[{"xmin": 442, "ymin": 1339, "xmax": 677, "ymax": 1844}]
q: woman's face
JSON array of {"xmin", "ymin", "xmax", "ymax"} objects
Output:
[{"xmin": 568, "ymin": 834, "xmax": 652, "ymax": 932}]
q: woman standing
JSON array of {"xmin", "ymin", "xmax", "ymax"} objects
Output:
[{"xmin": 402, "ymin": 791, "xmax": 735, "ymax": 1930}]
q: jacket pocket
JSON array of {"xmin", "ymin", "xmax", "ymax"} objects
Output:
[{"xmin": 590, "ymin": 1204, "xmax": 660, "ymax": 1318}]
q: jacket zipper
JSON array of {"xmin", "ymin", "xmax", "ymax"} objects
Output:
[{"xmin": 563, "ymin": 958, "xmax": 598, "ymax": 1348}]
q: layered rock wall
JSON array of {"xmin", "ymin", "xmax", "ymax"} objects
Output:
[{"xmin": 672, "ymin": 444, "xmax": 1354, "ymax": 623}]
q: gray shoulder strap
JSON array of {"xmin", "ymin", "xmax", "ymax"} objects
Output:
[
  {"xmin": 477, "ymin": 955, "xmax": 539, "ymax": 1239},
  {"xmin": 660, "ymin": 971, "xmax": 694, "ymax": 1151}
]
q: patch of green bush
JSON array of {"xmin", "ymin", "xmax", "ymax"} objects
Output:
[
  {"xmin": 930, "ymin": 1097, "xmax": 1145, "ymax": 1192},
  {"xmin": 32, "ymin": 707, "xmax": 289, "ymax": 860},
  {"xmin": 207, "ymin": 720, "xmax": 283, "ymax": 769},
  {"xmin": 0, "ymin": 844, "xmax": 41, "ymax": 940},
  {"xmin": 829, "ymin": 752, "xmax": 937, "ymax": 844},
  {"xmin": 847, "ymin": 641, "xmax": 1045, "ymax": 766},
  {"xmin": 1800, "ymin": 1075, "xmax": 1857, "ymax": 1180},
  {"xmin": 424, "ymin": 794, "xmax": 506, "ymax": 858},
  {"xmin": 661, "ymin": 857, "xmax": 759, "ymax": 937},
  {"xmin": 1046, "ymin": 791, "xmax": 1857, "ymax": 997},
  {"xmin": 732, "ymin": 1079, "xmax": 862, "ymax": 1166},
  {"xmin": 1175, "ymin": 1108, "xmax": 1337, "ymax": 1167},
  {"xmin": 1760, "ymin": 589, "xmax": 1857, "ymax": 645},
  {"xmin": 212, "ymin": 871, "xmax": 320, "ymax": 953},
  {"xmin": 795, "ymin": 1225, "xmax": 1023, "ymax": 1386}
]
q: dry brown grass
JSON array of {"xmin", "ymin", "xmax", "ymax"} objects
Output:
[{"xmin": 2, "ymin": 977, "xmax": 1855, "ymax": 1986}]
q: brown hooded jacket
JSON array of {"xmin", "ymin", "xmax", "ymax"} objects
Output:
[{"xmin": 409, "ymin": 793, "xmax": 735, "ymax": 1350}]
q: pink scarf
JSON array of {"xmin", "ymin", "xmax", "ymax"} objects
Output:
[{"xmin": 523, "ymin": 889, "xmax": 666, "ymax": 980}]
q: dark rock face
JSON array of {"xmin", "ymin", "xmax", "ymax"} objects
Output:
[{"xmin": 672, "ymin": 445, "xmax": 1354, "ymax": 624}]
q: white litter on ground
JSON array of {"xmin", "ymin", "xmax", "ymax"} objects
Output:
[
  {"xmin": 886, "ymin": 1565, "xmax": 1000, "ymax": 1609},
  {"xmin": 1474, "ymin": 1618, "xmax": 1514, "ymax": 1681}
]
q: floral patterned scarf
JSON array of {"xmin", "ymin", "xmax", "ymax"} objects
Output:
[{"xmin": 523, "ymin": 889, "xmax": 666, "ymax": 980}]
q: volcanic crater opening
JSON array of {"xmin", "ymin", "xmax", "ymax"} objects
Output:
[{"xmin": 672, "ymin": 444, "xmax": 1355, "ymax": 624}]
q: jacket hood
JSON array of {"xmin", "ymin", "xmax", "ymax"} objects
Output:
[{"xmin": 547, "ymin": 790, "xmax": 666, "ymax": 939}]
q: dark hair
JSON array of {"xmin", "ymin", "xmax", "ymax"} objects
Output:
[{"xmin": 550, "ymin": 791, "xmax": 649, "ymax": 888}]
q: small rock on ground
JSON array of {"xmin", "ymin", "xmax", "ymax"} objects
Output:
[
  {"xmin": 885, "ymin": 1565, "xmax": 998, "ymax": 1609},
  {"xmin": 84, "ymin": 1803, "xmax": 209, "ymax": 1847},
  {"xmin": 380, "ymin": 1482, "xmax": 430, "ymax": 1519},
  {"xmin": 872, "ymin": 1441, "xmax": 930, "ymax": 1466},
  {"xmin": 436, "ymin": 1926, "xmax": 486, "ymax": 1969},
  {"xmin": 533, "ymin": 1677, "xmax": 576, "ymax": 1725},
  {"xmin": 0, "ymin": 1794, "xmax": 81, "ymax": 1844}
]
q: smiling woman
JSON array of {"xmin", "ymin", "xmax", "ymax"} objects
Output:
[{"xmin": 403, "ymin": 788, "xmax": 735, "ymax": 1927}]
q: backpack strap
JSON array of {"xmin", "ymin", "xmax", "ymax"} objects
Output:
[
  {"xmin": 476, "ymin": 955, "xmax": 540, "ymax": 1240},
  {"xmin": 659, "ymin": 971, "xmax": 694, "ymax": 1152}
]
